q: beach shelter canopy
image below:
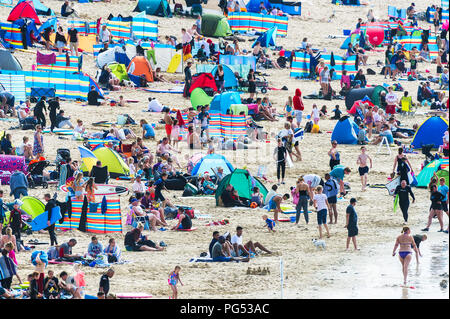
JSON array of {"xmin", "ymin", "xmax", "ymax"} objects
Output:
[
  {"xmin": 416, "ymin": 158, "xmax": 449, "ymax": 188},
  {"xmin": 246, "ymin": 0, "xmax": 271, "ymax": 12},
  {"xmin": 127, "ymin": 55, "xmax": 154, "ymax": 82},
  {"xmin": 133, "ymin": 0, "xmax": 171, "ymax": 17},
  {"xmin": 253, "ymin": 26, "xmax": 277, "ymax": 47},
  {"xmin": 331, "ymin": 115, "xmax": 361, "ymax": 144},
  {"xmin": 189, "ymin": 72, "xmax": 217, "ymax": 93},
  {"xmin": 18, "ymin": 0, "xmax": 54, "ymax": 16},
  {"xmin": 210, "ymin": 92, "xmax": 242, "ymax": 114},
  {"xmin": 200, "ymin": 14, "xmax": 231, "ymax": 37},
  {"xmin": 0, "ymin": 49, "xmax": 23, "ymax": 71},
  {"xmin": 269, "ymin": 0, "xmax": 301, "ymax": 15},
  {"xmin": 211, "ymin": 65, "xmax": 238, "ymax": 90},
  {"xmin": 190, "ymin": 87, "xmax": 213, "ymax": 110},
  {"xmin": 20, "ymin": 196, "xmax": 45, "ymax": 219},
  {"xmin": 109, "ymin": 63, "xmax": 129, "ymax": 81},
  {"xmin": 191, "ymin": 154, "xmax": 234, "ymax": 177},
  {"xmin": 215, "ymin": 169, "xmax": 268, "ymax": 206},
  {"xmin": 411, "ymin": 116, "xmax": 449, "ymax": 149},
  {"xmin": 7, "ymin": 1, "xmax": 41, "ymax": 24},
  {"xmin": 81, "ymin": 147, "xmax": 130, "ymax": 178}
]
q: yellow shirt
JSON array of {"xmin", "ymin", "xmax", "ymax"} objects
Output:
[{"xmin": 400, "ymin": 96, "xmax": 412, "ymax": 112}]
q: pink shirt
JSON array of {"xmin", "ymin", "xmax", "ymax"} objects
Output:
[{"xmin": 340, "ymin": 75, "xmax": 351, "ymax": 88}]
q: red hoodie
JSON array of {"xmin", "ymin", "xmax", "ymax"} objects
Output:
[{"xmin": 293, "ymin": 89, "xmax": 304, "ymax": 111}]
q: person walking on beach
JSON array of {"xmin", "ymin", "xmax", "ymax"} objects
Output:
[
  {"xmin": 345, "ymin": 198, "xmax": 359, "ymax": 251},
  {"xmin": 356, "ymin": 146, "xmax": 372, "ymax": 191},
  {"xmin": 392, "ymin": 227, "xmax": 419, "ymax": 285},
  {"xmin": 323, "ymin": 173, "xmax": 339, "ymax": 224},
  {"xmin": 394, "ymin": 180, "xmax": 415, "ymax": 224},
  {"xmin": 273, "ymin": 139, "xmax": 287, "ymax": 185},
  {"xmin": 328, "ymin": 140, "xmax": 340, "ymax": 170},
  {"xmin": 313, "ymin": 186, "xmax": 330, "ymax": 239},
  {"xmin": 293, "ymin": 177, "xmax": 310, "ymax": 225},
  {"xmin": 422, "ymin": 184, "xmax": 446, "ymax": 232},
  {"xmin": 168, "ymin": 266, "xmax": 183, "ymax": 299}
]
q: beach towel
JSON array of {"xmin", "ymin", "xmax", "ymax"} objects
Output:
[{"xmin": 36, "ymin": 51, "xmax": 56, "ymax": 65}]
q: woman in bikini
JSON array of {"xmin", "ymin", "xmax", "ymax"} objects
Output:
[
  {"xmin": 73, "ymin": 172, "xmax": 85, "ymax": 200},
  {"xmin": 392, "ymin": 226, "xmax": 419, "ymax": 285},
  {"xmin": 85, "ymin": 178, "xmax": 97, "ymax": 204}
]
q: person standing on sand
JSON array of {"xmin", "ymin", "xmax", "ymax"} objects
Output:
[
  {"xmin": 356, "ymin": 146, "xmax": 372, "ymax": 191},
  {"xmin": 313, "ymin": 186, "xmax": 330, "ymax": 239},
  {"xmin": 345, "ymin": 198, "xmax": 359, "ymax": 251},
  {"xmin": 163, "ymin": 108, "xmax": 173, "ymax": 143},
  {"xmin": 394, "ymin": 180, "xmax": 415, "ymax": 224},
  {"xmin": 392, "ymin": 227, "xmax": 418, "ymax": 286}
]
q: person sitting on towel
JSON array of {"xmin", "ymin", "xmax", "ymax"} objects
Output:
[
  {"xmin": 85, "ymin": 236, "xmax": 104, "ymax": 259},
  {"xmin": 61, "ymin": 0, "xmax": 76, "ymax": 18},
  {"xmin": 171, "ymin": 207, "xmax": 192, "ymax": 231},
  {"xmin": 55, "ymin": 110, "xmax": 74, "ymax": 129},
  {"xmin": 88, "ymin": 86, "xmax": 106, "ymax": 106}
]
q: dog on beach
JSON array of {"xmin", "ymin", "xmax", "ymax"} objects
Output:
[{"xmin": 312, "ymin": 239, "xmax": 326, "ymax": 250}]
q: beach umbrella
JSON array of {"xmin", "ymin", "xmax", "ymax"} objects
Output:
[{"xmin": 78, "ymin": 145, "xmax": 98, "ymax": 173}]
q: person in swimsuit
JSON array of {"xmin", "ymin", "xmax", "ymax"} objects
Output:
[
  {"xmin": 328, "ymin": 140, "xmax": 340, "ymax": 170},
  {"xmin": 293, "ymin": 177, "xmax": 310, "ymax": 225},
  {"xmin": 73, "ymin": 172, "xmax": 85, "ymax": 200},
  {"xmin": 85, "ymin": 178, "xmax": 97, "ymax": 204},
  {"xmin": 356, "ymin": 146, "xmax": 373, "ymax": 191},
  {"xmin": 163, "ymin": 108, "xmax": 173, "ymax": 143},
  {"xmin": 364, "ymin": 106, "xmax": 374, "ymax": 139},
  {"xmin": 168, "ymin": 266, "xmax": 183, "ymax": 299},
  {"xmin": 392, "ymin": 227, "xmax": 419, "ymax": 285}
]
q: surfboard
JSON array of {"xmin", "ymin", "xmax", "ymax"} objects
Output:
[
  {"xmin": 393, "ymin": 194, "xmax": 399, "ymax": 213},
  {"xmin": 167, "ymin": 54, "xmax": 181, "ymax": 73},
  {"xmin": 59, "ymin": 184, "xmax": 128, "ymax": 196},
  {"xmin": 31, "ymin": 206, "xmax": 62, "ymax": 231},
  {"xmin": 385, "ymin": 173, "xmax": 414, "ymax": 196},
  {"xmin": 277, "ymin": 218, "xmax": 291, "ymax": 222}
]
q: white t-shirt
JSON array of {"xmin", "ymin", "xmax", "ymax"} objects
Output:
[
  {"xmin": 312, "ymin": 108, "xmax": 320, "ymax": 119},
  {"xmin": 278, "ymin": 129, "xmax": 293, "ymax": 139},
  {"xmin": 303, "ymin": 174, "xmax": 321, "ymax": 188},
  {"xmin": 386, "ymin": 92, "xmax": 398, "ymax": 105},
  {"xmin": 148, "ymin": 99, "xmax": 163, "ymax": 112},
  {"xmin": 231, "ymin": 234, "xmax": 243, "ymax": 246},
  {"xmin": 117, "ymin": 129, "xmax": 126, "ymax": 140},
  {"xmin": 74, "ymin": 125, "xmax": 85, "ymax": 134},
  {"xmin": 373, "ymin": 112, "xmax": 382, "ymax": 123},
  {"xmin": 132, "ymin": 181, "xmax": 146, "ymax": 193},
  {"xmin": 313, "ymin": 193, "xmax": 328, "ymax": 211},
  {"xmin": 100, "ymin": 29, "xmax": 111, "ymax": 43},
  {"xmin": 15, "ymin": 143, "xmax": 26, "ymax": 156}
]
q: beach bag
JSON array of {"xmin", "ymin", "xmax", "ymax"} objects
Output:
[{"xmin": 304, "ymin": 121, "xmax": 313, "ymax": 133}]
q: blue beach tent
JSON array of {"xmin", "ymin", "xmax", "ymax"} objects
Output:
[
  {"xmin": 210, "ymin": 92, "xmax": 242, "ymax": 114},
  {"xmin": 191, "ymin": 154, "xmax": 234, "ymax": 177},
  {"xmin": 211, "ymin": 65, "xmax": 238, "ymax": 91},
  {"xmin": 410, "ymin": 116, "xmax": 449, "ymax": 149},
  {"xmin": 133, "ymin": 0, "xmax": 171, "ymax": 17},
  {"xmin": 331, "ymin": 116, "xmax": 361, "ymax": 144},
  {"xmin": 253, "ymin": 26, "xmax": 277, "ymax": 48}
]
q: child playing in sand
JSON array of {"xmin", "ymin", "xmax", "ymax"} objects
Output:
[
  {"xmin": 168, "ymin": 266, "xmax": 183, "ymax": 299},
  {"xmin": 170, "ymin": 119, "xmax": 180, "ymax": 148},
  {"xmin": 356, "ymin": 146, "xmax": 373, "ymax": 191},
  {"xmin": 118, "ymin": 96, "xmax": 127, "ymax": 107},
  {"xmin": 262, "ymin": 215, "xmax": 276, "ymax": 232},
  {"xmin": 128, "ymin": 157, "xmax": 136, "ymax": 179}
]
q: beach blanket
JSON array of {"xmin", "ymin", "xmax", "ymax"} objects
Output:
[{"xmin": 36, "ymin": 51, "xmax": 56, "ymax": 65}]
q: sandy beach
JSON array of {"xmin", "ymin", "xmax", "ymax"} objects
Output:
[{"xmin": 0, "ymin": 0, "xmax": 448, "ymax": 299}]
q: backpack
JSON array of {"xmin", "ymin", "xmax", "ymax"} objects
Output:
[{"xmin": 304, "ymin": 121, "xmax": 313, "ymax": 133}]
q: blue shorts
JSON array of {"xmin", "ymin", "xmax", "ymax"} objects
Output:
[
  {"xmin": 268, "ymin": 199, "xmax": 277, "ymax": 210},
  {"xmin": 390, "ymin": 64, "xmax": 397, "ymax": 70},
  {"xmin": 317, "ymin": 209, "xmax": 328, "ymax": 225}
]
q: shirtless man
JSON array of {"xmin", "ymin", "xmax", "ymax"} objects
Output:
[
  {"xmin": 356, "ymin": 146, "xmax": 373, "ymax": 191},
  {"xmin": 267, "ymin": 193, "xmax": 290, "ymax": 222},
  {"xmin": 163, "ymin": 108, "xmax": 174, "ymax": 143}
]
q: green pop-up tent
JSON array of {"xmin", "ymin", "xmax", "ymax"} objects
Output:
[
  {"xmin": 200, "ymin": 14, "xmax": 232, "ymax": 37},
  {"xmin": 215, "ymin": 169, "xmax": 267, "ymax": 206}
]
